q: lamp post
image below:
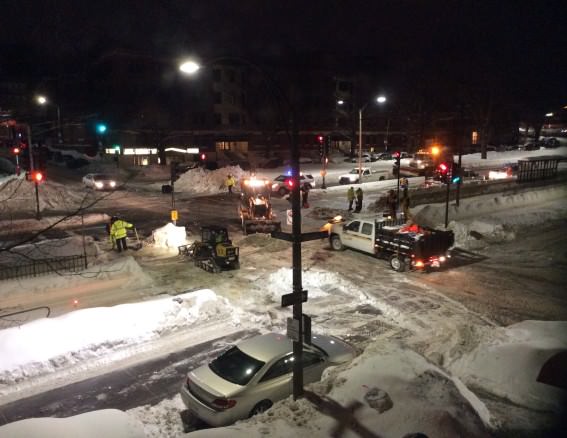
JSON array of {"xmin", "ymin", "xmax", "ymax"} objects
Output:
[
  {"xmin": 36, "ymin": 95, "xmax": 62, "ymax": 144},
  {"xmin": 358, "ymin": 95, "xmax": 386, "ymax": 182},
  {"xmin": 180, "ymin": 57, "xmax": 307, "ymax": 399}
]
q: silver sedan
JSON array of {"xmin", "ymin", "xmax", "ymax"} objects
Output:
[
  {"xmin": 180, "ymin": 332, "xmax": 356, "ymax": 427},
  {"xmin": 82, "ymin": 173, "xmax": 118, "ymax": 190}
]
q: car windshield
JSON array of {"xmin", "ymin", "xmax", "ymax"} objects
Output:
[
  {"xmin": 349, "ymin": 169, "xmax": 361, "ymax": 174},
  {"xmin": 94, "ymin": 175, "xmax": 112, "ymax": 180},
  {"xmin": 209, "ymin": 346, "xmax": 265, "ymax": 386}
]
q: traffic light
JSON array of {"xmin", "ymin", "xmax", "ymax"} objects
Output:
[
  {"xmin": 12, "ymin": 147, "xmax": 21, "ymax": 155},
  {"xmin": 393, "ymin": 151, "xmax": 401, "ymax": 176},
  {"xmin": 31, "ymin": 170, "xmax": 44, "ymax": 183},
  {"xmin": 451, "ymin": 163, "xmax": 461, "ymax": 184},
  {"xmin": 285, "ymin": 178, "xmax": 294, "ymax": 190},
  {"xmin": 96, "ymin": 123, "xmax": 108, "ymax": 134},
  {"xmin": 437, "ymin": 162, "xmax": 449, "ymax": 183},
  {"xmin": 317, "ymin": 135, "xmax": 324, "ymax": 157},
  {"xmin": 200, "ymin": 153, "xmax": 206, "ymax": 161}
]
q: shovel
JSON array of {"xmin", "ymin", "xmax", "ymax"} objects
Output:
[{"xmin": 130, "ymin": 227, "xmax": 143, "ymax": 251}]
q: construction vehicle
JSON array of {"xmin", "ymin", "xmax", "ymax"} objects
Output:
[
  {"xmin": 178, "ymin": 226, "xmax": 239, "ymax": 273},
  {"xmin": 239, "ymin": 176, "xmax": 281, "ymax": 234}
]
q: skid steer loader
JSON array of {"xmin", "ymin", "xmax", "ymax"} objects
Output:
[
  {"xmin": 239, "ymin": 177, "xmax": 281, "ymax": 235},
  {"xmin": 178, "ymin": 226, "xmax": 239, "ymax": 273}
]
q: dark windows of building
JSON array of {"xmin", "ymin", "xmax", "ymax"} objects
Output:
[
  {"xmin": 214, "ymin": 113, "xmax": 222, "ymax": 126},
  {"xmin": 213, "ymin": 69, "xmax": 221, "ymax": 82},
  {"xmin": 229, "ymin": 113, "xmax": 240, "ymax": 126},
  {"xmin": 214, "ymin": 92, "xmax": 222, "ymax": 104}
]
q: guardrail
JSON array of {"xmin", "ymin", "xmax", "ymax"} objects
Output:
[{"xmin": 0, "ymin": 254, "xmax": 87, "ymax": 281}]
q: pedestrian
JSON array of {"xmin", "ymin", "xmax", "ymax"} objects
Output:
[
  {"xmin": 347, "ymin": 186, "xmax": 355, "ymax": 211},
  {"xmin": 355, "ymin": 187, "xmax": 363, "ymax": 213},
  {"xmin": 387, "ymin": 189, "xmax": 397, "ymax": 219},
  {"xmin": 225, "ymin": 174, "xmax": 236, "ymax": 195},
  {"xmin": 301, "ymin": 183, "xmax": 310, "ymax": 208},
  {"xmin": 110, "ymin": 216, "xmax": 134, "ymax": 253},
  {"xmin": 401, "ymin": 186, "xmax": 411, "ymax": 219}
]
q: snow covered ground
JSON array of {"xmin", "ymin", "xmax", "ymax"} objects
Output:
[{"xmin": 1, "ymin": 147, "xmax": 566, "ymax": 437}]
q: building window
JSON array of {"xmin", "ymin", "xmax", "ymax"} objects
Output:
[
  {"xmin": 472, "ymin": 131, "xmax": 479, "ymax": 144},
  {"xmin": 214, "ymin": 113, "xmax": 222, "ymax": 125},
  {"xmin": 213, "ymin": 69, "xmax": 221, "ymax": 82},
  {"xmin": 214, "ymin": 92, "xmax": 222, "ymax": 104}
]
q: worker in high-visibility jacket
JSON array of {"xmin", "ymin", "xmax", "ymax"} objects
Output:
[{"xmin": 110, "ymin": 216, "xmax": 133, "ymax": 252}]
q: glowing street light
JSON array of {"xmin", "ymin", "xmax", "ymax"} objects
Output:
[
  {"xmin": 431, "ymin": 145, "xmax": 440, "ymax": 156},
  {"xmin": 545, "ymin": 112, "xmax": 554, "ymax": 117},
  {"xmin": 179, "ymin": 60, "xmax": 201, "ymax": 75},
  {"xmin": 337, "ymin": 100, "xmax": 344, "ymax": 105}
]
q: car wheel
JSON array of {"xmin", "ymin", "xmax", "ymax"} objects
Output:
[
  {"xmin": 249, "ymin": 400, "xmax": 273, "ymax": 418},
  {"xmin": 278, "ymin": 187, "xmax": 288, "ymax": 196},
  {"xmin": 389, "ymin": 254, "xmax": 406, "ymax": 272},
  {"xmin": 331, "ymin": 235, "xmax": 344, "ymax": 251}
]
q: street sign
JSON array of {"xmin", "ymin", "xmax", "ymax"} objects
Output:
[
  {"xmin": 303, "ymin": 314, "xmax": 312, "ymax": 345},
  {"xmin": 171, "ymin": 210, "xmax": 178, "ymax": 221},
  {"xmin": 281, "ymin": 290, "xmax": 308, "ymax": 307},
  {"xmin": 287, "ymin": 317, "xmax": 300, "ymax": 342}
]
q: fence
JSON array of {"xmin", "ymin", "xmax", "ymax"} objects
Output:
[{"xmin": 0, "ymin": 254, "xmax": 87, "ymax": 281}]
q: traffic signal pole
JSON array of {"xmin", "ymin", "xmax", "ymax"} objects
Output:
[{"xmin": 25, "ymin": 124, "xmax": 41, "ymax": 220}]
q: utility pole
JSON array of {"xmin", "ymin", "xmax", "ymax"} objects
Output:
[{"xmin": 25, "ymin": 124, "xmax": 41, "ymax": 220}]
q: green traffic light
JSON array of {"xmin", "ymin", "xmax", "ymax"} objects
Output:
[{"xmin": 96, "ymin": 123, "xmax": 108, "ymax": 134}]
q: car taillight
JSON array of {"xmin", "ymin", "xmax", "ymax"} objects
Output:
[
  {"xmin": 414, "ymin": 260, "xmax": 424, "ymax": 268},
  {"xmin": 212, "ymin": 398, "xmax": 237, "ymax": 410}
]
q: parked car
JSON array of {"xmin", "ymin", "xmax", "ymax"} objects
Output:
[
  {"xmin": 375, "ymin": 152, "xmax": 393, "ymax": 161},
  {"xmin": 543, "ymin": 137, "xmax": 560, "ymax": 148},
  {"xmin": 82, "ymin": 173, "xmax": 118, "ymax": 190},
  {"xmin": 350, "ymin": 153, "xmax": 371, "ymax": 163},
  {"xmin": 180, "ymin": 332, "xmax": 356, "ymax": 427},
  {"xmin": 271, "ymin": 173, "xmax": 316, "ymax": 196}
]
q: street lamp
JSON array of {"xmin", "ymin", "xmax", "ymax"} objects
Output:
[
  {"xmin": 36, "ymin": 95, "xmax": 62, "ymax": 144},
  {"xmin": 179, "ymin": 56, "xmax": 309, "ymax": 400},
  {"xmin": 358, "ymin": 95, "xmax": 386, "ymax": 181}
]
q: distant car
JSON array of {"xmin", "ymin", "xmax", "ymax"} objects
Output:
[
  {"xmin": 339, "ymin": 167, "xmax": 372, "ymax": 184},
  {"xmin": 271, "ymin": 173, "xmax": 316, "ymax": 196},
  {"xmin": 350, "ymin": 153, "xmax": 371, "ymax": 163},
  {"xmin": 180, "ymin": 332, "xmax": 356, "ymax": 427},
  {"xmin": 488, "ymin": 165, "xmax": 516, "ymax": 180},
  {"xmin": 82, "ymin": 173, "xmax": 118, "ymax": 190},
  {"xmin": 375, "ymin": 152, "xmax": 393, "ymax": 161},
  {"xmin": 543, "ymin": 137, "xmax": 560, "ymax": 148}
]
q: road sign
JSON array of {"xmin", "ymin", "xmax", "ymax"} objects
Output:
[
  {"xmin": 287, "ymin": 317, "xmax": 300, "ymax": 342},
  {"xmin": 281, "ymin": 290, "xmax": 308, "ymax": 307}
]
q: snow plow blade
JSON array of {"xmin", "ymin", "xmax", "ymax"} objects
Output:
[{"xmin": 243, "ymin": 220, "xmax": 282, "ymax": 235}]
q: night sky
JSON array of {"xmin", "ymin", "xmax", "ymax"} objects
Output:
[{"xmin": 1, "ymin": 0, "xmax": 566, "ymax": 109}]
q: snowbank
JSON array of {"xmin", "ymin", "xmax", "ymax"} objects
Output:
[
  {"xmin": 448, "ymin": 320, "xmax": 567, "ymax": 412},
  {"xmin": 0, "ymin": 409, "xmax": 145, "ymax": 438},
  {"xmin": 168, "ymin": 165, "xmax": 249, "ymax": 195},
  {"xmin": 152, "ymin": 222, "xmax": 188, "ymax": 249},
  {"xmin": 0, "ymin": 289, "xmax": 239, "ymax": 391}
]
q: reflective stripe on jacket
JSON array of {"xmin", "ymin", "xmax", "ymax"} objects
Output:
[{"xmin": 110, "ymin": 220, "xmax": 133, "ymax": 240}]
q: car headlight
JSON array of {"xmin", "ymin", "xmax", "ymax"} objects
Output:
[
  {"xmin": 109, "ymin": 181, "xmax": 116, "ymax": 187},
  {"xmin": 95, "ymin": 182, "xmax": 104, "ymax": 189}
]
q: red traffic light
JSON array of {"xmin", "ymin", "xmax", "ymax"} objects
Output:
[
  {"xmin": 200, "ymin": 153, "xmax": 206, "ymax": 161},
  {"xmin": 12, "ymin": 147, "xmax": 21, "ymax": 155},
  {"xmin": 32, "ymin": 170, "xmax": 44, "ymax": 182},
  {"xmin": 438, "ymin": 163, "xmax": 449, "ymax": 174},
  {"xmin": 317, "ymin": 135, "xmax": 324, "ymax": 143},
  {"xmin": 393, "ymin": 151, "xmax": 400, "ymax": 158},
  {"xmin": 285, "ymin": 178, "xmax": 294, "ymax": 189}
]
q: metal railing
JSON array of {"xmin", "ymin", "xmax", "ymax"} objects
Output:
[{"xmin": 0, "ymin": 254, "xmax": 87, "ymax": 281}]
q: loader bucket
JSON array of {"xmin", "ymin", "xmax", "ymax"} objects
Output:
[{"xmin": 243, "ymin": 220, "xmax": 281, "ymax": 235}]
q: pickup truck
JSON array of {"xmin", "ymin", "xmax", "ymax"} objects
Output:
[
  {"xmin": 338, "ymin": 167, "xmax": 389, "ymax": 184},
  {"xmin": 328, "ymin": 217, "xmax": 454, "ymax": 272}
]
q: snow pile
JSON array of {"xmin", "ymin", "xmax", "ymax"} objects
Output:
[
  {"xmin": 152, "ymin": 222, "xmax": 188, "ymax": 249},
  {"xmin": 0, "ymin": 289, "xmax": 239, "ymax": 391},
  {"xmin": 0, "ymin": 409, "xmax": 145, "ymax": 438},
  {"xmin": 448, "ymin": 320, "xmax": 567, "ymax": 412},
  {"xmin": 171, "ymin": 165, "xmax": 248, "ymax": 195},
  {"xmin": 265, "ymin": 268, "xmax": 368, "ymax": 302}
]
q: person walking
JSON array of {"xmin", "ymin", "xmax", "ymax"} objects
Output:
[
  {"xmin": 225, "ymin": 174, "xmax": 236, "ymax": 195},
  {"xmin": 355, "ymin": 187, "xmax": 363, "ymax": 213},
  {"xmin": 386, "ymin": 189, "xmax": 397, "ymax": 219},
  {"xmin": 301, "ymin": 183, "xmax": 310, "ymax": 208},
  {"xmin": 110, "ymin": 216, "xmax": 134, "ymax": 253},
  {"xmin": 347, "ymin": 186, "xmax": 355, "ymax": 211},
  {"xmin": 401, "ymin": 186, "xmax": 411, "ymax": 219}
]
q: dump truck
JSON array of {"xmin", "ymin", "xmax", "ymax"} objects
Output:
[
  {"xmin": 239, "ymin": 176, "xmax": 281, "ymax": 234},
  {"xmin": 327, "ymin": 217, "xmax": 454, "ymax": 272}
]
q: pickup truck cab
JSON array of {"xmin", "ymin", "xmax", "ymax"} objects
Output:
[{"xmin": 328, "ymin": 217, "xmax": 454, "ymax": 272}]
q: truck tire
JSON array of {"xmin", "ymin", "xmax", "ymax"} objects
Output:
[
  {"xmin": 389, "ymin": 254, "xmax": 406, "ymax": 272},
  {"xmin": 330, "ymin": 235, "xmax": 344, "ymax": 251}
]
